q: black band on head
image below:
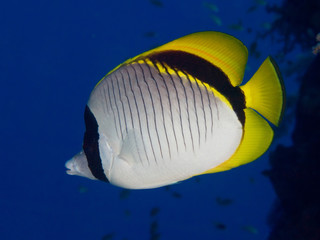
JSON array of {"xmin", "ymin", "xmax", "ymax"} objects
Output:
[{"xmin": 83, "ymin": 105, "xmax": 109, "ymax": 182}]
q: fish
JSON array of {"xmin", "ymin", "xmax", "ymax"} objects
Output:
[
  {"xmin": 124, "ymin": 209, "xmax": 131, "ymax": 216},
  {"xmin": 65, "ymin": 31, "xmax": 285, "ymax": 189},
  {"xmin": 242, "ymin": 225, "xmax": 259, "ymax": 234},
  {"xmin": 143, "ymin": 31, "xmax": 157, "ymax": 38},
  {"xmin": 247, "ymin": 5, "xmax": 258, "ymax": 13},
  {"xmin": 249, "ymin": 41, "xmax": 261, "ymax": 59},
  {"xmin": 216, "ymin": 197, "xmax": 233, "ymax": 206},
  {"xmin": 254, "ymin": 0, "xmax": 267, "ymax": 6},
  {"xmin": 213, "ymin": 221, "xmax": 226, "ymax": 230},
  {"xmin": 210, "ymin": 15, "xmax": 222, "ymax": 26},
  {"xmin": 150, "ymin": 220, "xmax": 161, "ymax": 240},
  {"xmin": 149, "ymin": 0, "xmax": 163, "ymax": 7},
  {"xmin": 261, "ymin": 22, "xmax": 272, "ymax": 31},
  {"xmin": 171, "ymin": 191, "xmax": 182, "ymax": 199},
  {"xmin": 150, "ymin": 207, "xmax": 160, "ymax": 217},
  {"xmin": 203, "ymin": 2, "xmax": 219, "ymax": 13},
  {"xmin": 78, "ymin": 185, "xmax": 88, "ymax": 193},
  {"xmin": 119, "ymin": 189, "xmax": 130, "ymax": 199},
  {"xmin": 228, "ymin": 20, "xmax": 244, "ymax": 31},
  {"xmin": 101, "ymin": 233, "xmax": 114, "ymax": 240}
]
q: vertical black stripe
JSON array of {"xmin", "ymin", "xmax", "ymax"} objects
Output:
[
  {"xmin": 111, "ymin": 76, "xmax": 123, "ymax": 140},
  {"xmin": 158, "ymin": 62, "xmax": 180, "ymax": 153},
  {"xmin": 131, "ymin": 64, "xmax": 156, "ymax": 165},
  {"xmin": 172, "ymin": 68, "xmax": 188, "ymax": 150},
  {"xmin": 138, "ymin": 62, "xmax": 163, "ymax": 160},
  {"xmin": 201, "ymin": 82, "xmax": 214, "ymax": 134},
  {"xmin": 119, "ymin": 70, "xmax": 134, "ymax": 130},
  {"xmin": 144, "ymin": 61, "xmax": 172, "ymax": 159},
  {"xmin": 106, "ymin": 78, "xmax": 120, "ymax": 138},
  {"xmin": 184, "ymin": 70, "xmax": 201, "ymax": 148},
  {"xmin": 176, "ymin": 70, "xmax": 195, "ymax": 152},
  {"xmin": 102, "ymin": 85, "xmax": 111, "ymax": 114},
  {"xmin": 119, "ymin": 69, "xmax": 143, "ymax": 163},
  {"xmin": 122, "ymin": 68, "xmax": 143, "ymax": 164},
  {"xmin": 192, "ymin": 74, "xmax": 207, "ymax": 142},
  {"xmin": 154, "ymin": 61, "xmax": 179, "ymax": 154},
  {"xmin": 99, "ymin": 87, "xmax": 108, "ymax": 117},
  {"xmin": 115, "ymin": 74, "xmax": 128, "ymax": 135},
  {"xmin": 83, "ymin": 105, "xmax": 108, "ymax": 182},
  {"xmin": 163, "ymin": 64, "xmax": 186, "ymax": 151},
  {"xmin": 125, "ymin": 67, "xmax": 149, "ymax": 164}
]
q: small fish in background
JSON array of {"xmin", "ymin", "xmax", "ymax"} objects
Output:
[
  {"xmin": 242, "ymin": 225, "xmax": 259, "ymax": 234},
  {"xmin": 150, "ymin": 220, "xmax": 158, "ymax": 232},
  {"xmin": 203, "ymin": 2, "xmax": 221, "ymax": 26},
  {"xmin": 78, "ymin": 185, "xmax": 88, "ymax": 193},
  {"xmin": 150, "ymin": 207, "xmax": 160, "ymax": 217},
  {"xmin": 143, "ymin": 31, "xmax": 157, "ymax": 38},
  {"xmin": 163, "ymin": 185, "xmax": 182, "ymax": 198},
  {"xmin": 210, "ymin": 14, "xmax": 222, "ymax": 26},
  {"xmin": 248, "ymin": 41, "xmax": 261, "ymax": 59},
  {"xmin": 124, "ymin": 209, "xmax": 131, "ymax": 217},
  {"xmin": 249, "ymin": 177, "xmax": 255, "ymax": 183},
  {"xmin": 150, "ymin": 233, "xmax": 161, "ymax": 240},
  {"xmin": 213, "ymin": 221, "xmax": 227, "ymax": 230},
  {"xmin": 119, "ymin": 189, "xmax": 131, "ymax": 199},
  {"xmin": 101, "ymin": 232, "xmax": 115, "ymax": 240},
  {"xmin": 171, "ymin": 191, "xmax": 182, "ymax": 199},
  {"xmin": 246, "ymin": 5, "xmax": 258, "ymax": 13},
  {"xmin": 150, "ymin": 220, "xmax": 161, "ymax": 240},
  {"xmin": 216, "ymin": 197, "xmax": 233, "ymax": 206},
  {"xmin": 261, "ymin": 169, "xmax": 270, "ymax": 177},
  {"xmin": 261, "ymin": 22, "xmax": 272, "ymax": 31},
  {"xmin": 66, "ymin": 31, "xmax": 285, "ymax": 190},
  {"xmin": 203, "ymin": 2, "xmax": 219, "ymax": 13},
  {"xmin": 247, "ymin": 0, "xmax": 267, "ymax": 13},
  {"xmin": 228, "ymin": 20, "xmax": 244, "ymax": 31},
  {"xmin": 149, "ymin": 0, "xmax": 163, "ymax": 7},
  {"xmin": 254, "ymin": 0, "xmax": 267, "ymax": 6}
]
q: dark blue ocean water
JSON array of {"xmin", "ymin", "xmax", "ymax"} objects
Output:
[{"xmin": 1, "ymin": 0, "xmax": 300, "ymax": 239}]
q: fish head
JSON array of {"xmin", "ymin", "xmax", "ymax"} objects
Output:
[{"xmin": 65, "ymin": 151, "xmax": 97, "ymax": 180}]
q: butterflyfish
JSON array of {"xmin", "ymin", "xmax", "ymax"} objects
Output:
[{"xmin": 65, "ymin": 31, "xmax": 285, "ymax": 189}]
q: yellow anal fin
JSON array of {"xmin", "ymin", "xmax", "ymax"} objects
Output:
[
  {"xmin": 240, "ymin": 56, "xmax": 285, "ymax": 126},
  {"xmin": 201, "ymin": 108, "xmax": 274, "ymax": 174}
]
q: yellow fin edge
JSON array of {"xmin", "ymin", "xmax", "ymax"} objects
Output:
[
  {"xmin": 240, "ymin": 56, "xmax": 285, "ymax": 126},
  {"xmin": 95, "ymin": 31, "xmax": 249, "ymax": 88}
]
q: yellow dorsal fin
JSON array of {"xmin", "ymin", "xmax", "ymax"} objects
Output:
[
  {"xmin": 150, "ymin": 32, "xmax": 248, "ymax": 86},
  {"xmin": 200, "ymin": 108, "xmax": 274, "ymax": 174},
  {"xmin": 240, "ymin": 56, "xmax": 285, "ymax": 126},
  {"xmin": 110, "ymin": 31, "xmax": 248, "ymax": 87}
]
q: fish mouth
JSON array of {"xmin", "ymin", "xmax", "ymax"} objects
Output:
[
  {"xmin": 65, "ymin": 158, "xmax": 77, "ymax": 175},
  {"xmin": 65, "ymin": 151, "xmax": 97, "ymax": 180}
]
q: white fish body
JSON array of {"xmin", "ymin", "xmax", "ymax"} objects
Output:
[{"xmin": 66, "ymin": 31, "xmax": 285, "ymax": 189}]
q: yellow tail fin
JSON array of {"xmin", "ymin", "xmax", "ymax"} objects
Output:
[{"xmin": 240, "ymin": 56, "xmax": 285, "ymax": 126}]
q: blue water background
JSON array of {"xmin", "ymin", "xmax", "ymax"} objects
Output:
[{"xmin": 1, "ymin": 0, "xmax": 299, "ymax": 239}]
